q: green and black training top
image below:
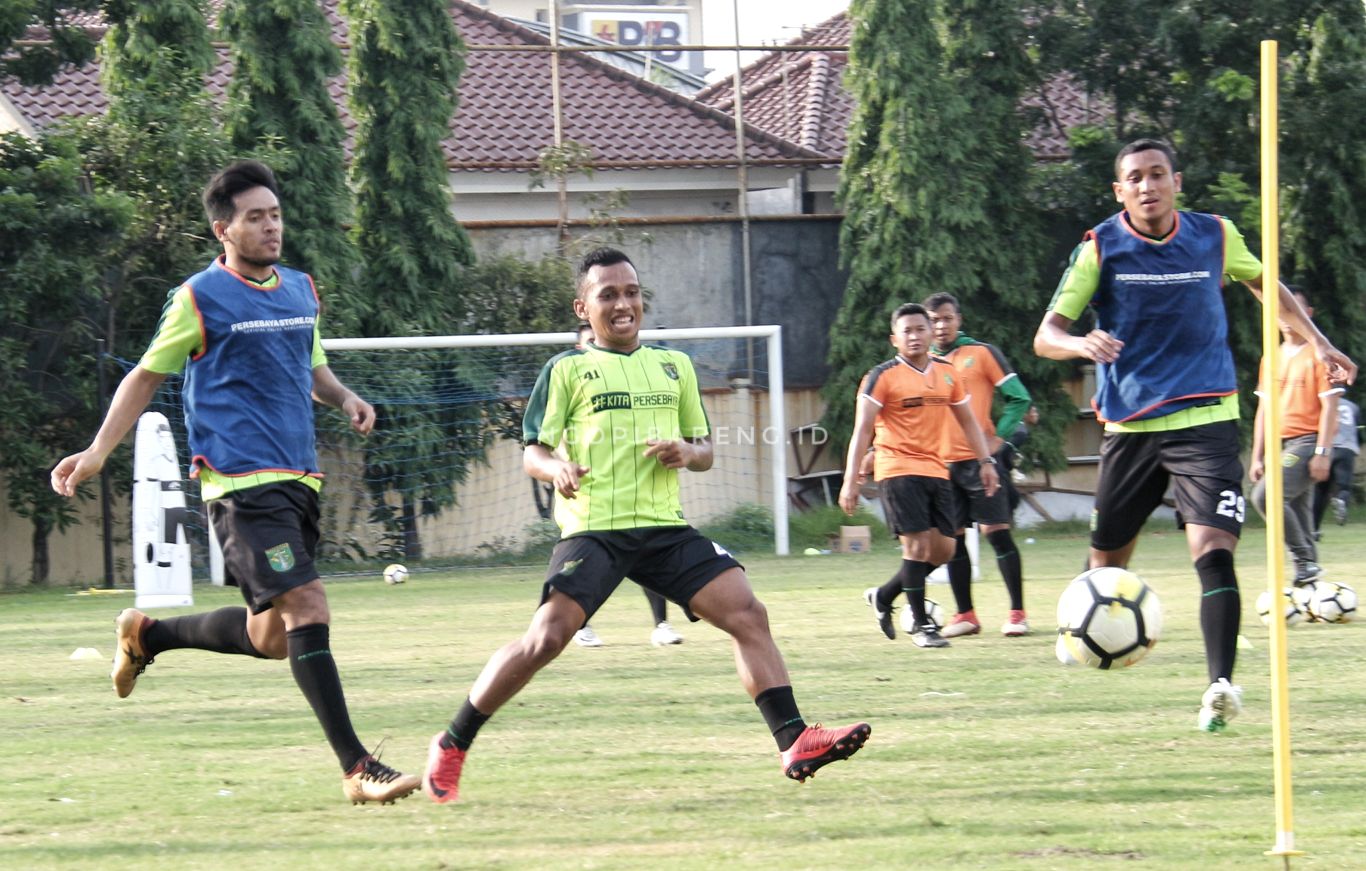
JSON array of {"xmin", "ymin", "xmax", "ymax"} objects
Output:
[{"xmin": 523, "ymin": 343, "xmax": 710, "ymax": 537}]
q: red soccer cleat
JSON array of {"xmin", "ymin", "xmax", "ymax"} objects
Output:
[
  {"xmin": 423, "ymin": 732, "xmax": 467, "ymax": 804},
  {"xmin": 781, "ymin": 722, "xmax": 871, "ymax": 782}
]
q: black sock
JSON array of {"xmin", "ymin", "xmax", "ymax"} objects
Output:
[
  {"xmin": 987, "ymin": 529, "xmax": 1025, "ymax": 611},
  {"xmin": 755, "ymin": 685, "xmax": 806, "ymax": 751},
  {"xmin": 947, "ymin": 535, "xmax": 973, "ymax": 613},
  {"xmin": 143, "ymin": 607, "xmax": 267, "ymax": 658},
  {"xmin": 286, "ymin": 623, "xmax": 368, "ymax": 773},
  {"xmin": 1195, "ymin": 549, "xmax": 1240, "ymax": 683},
  {"xmin": 876, "ymin": 561, "xmax": 912, "ymax": 611},
  {"xmin": 440, "ymin": 697, "xmax": 491, "ymax": 751},
  {"xmin": 645, "ymin": 588, "xmax": 668, "ymax": 625},
  {"xmin": 903, "ymin": 560, "xmax": 932, "ymax": 626}
]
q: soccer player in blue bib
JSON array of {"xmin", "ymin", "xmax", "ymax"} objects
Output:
[
  {"xmin": 422, "ymin": 247, "xmax": 870, "ymax": 803},
  {"xmin": 1034, "ymin": 139, "xmax": 1356, "ymax": 731},
  {"xmin": 51, "ymin": 161, "xmax": 419, "ymax": 804}
]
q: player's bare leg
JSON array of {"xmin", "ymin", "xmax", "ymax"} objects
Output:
[
  {"xmin": 690, "ymin": 567, "xmax": 869, "ymax": 781},
  {"xmin": 469, "ymin": 592, "xmax": 583, "ymax": 714},
  {"xmin": 1089, "ymin": 537, "xmax": 1138, "ymax": 569},
  {"xmin": 689, "ymin": 567, "xmax": 788, "ymax": 695}
]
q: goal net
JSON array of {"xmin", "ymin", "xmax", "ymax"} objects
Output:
[{"xmin": 129, "ymin": 326, "xmax": 791, "ymax": 576}]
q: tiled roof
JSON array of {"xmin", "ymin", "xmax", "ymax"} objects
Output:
[
  {"xmin": 1, "ymin": 0, "xmax": 822, "ymax": 171},
  {"xmin": 695, "ymin": 10, "xmax": 1101, "ymax": 163},
  {"xmin": 1021, "ymin": 72, "xmax": 1109, "ymax": 162},
  {"xmin": 695, "ymin": 13, "xmax": 852, "ymax": 157}
]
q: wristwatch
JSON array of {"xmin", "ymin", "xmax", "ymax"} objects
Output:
[
  {"xmin": 980, "ymin": 456, "xmax": 997, "ymax": 465},
  {"xmin": 1314, "ymin": 446, "xmax": 1330, "ymax": 456}
]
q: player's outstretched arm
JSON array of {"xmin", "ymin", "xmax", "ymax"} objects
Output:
[
  {"xmin": 1244, "ymin": 277, "xmax": 1358, "ymax": 385},
  {"xmin": 312, "ymin": 364, "xmax": 374, "ymax": 434},
  {"xmin": 1033, "ymin": 311, "xmax": 1124, "ymax": 364},
  {"xmin": 51, "ymin": 366, "xmax": 167, "ymax": 497}
]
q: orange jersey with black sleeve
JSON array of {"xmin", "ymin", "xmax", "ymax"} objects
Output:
[
  {"xmin": 1256, "ymin": 343, "xmax": 1342, "ymax": 438},
  {"xmin": 937, "ymin": 342, "xmax": 1011, "ymax": 461},
  {"xmin": 860, "ymin": 355, "xmax": 968, "ymax": 481}
]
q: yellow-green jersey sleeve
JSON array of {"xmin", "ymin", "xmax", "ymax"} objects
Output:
[
  {"xmin": 141, "ymin": 284, "xmax": 326, "ymax": 373},
  {"xmin": 139, "ymin": 286, "xmax": 201, "ymax": 374},
  {"xmin": 1220, "ymin": 217, "xmax": 1262, "ymax": 282},
  {"xmin": 1047, "ymin": 239, "xmax": 1100, "ymax": 321},
  {"xmin": 310, "ymin": 322, "xmax": 326, "ymax": 369}
]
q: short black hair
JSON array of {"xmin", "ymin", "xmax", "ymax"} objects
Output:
[
  {"xmin": 922, "ymin": 292, "xmax": 960, "ymax": 313},
  {"xmin": 576, "ymin": 247, "xmax": 634, "ymax": 298},
  {"xmin": 1114, "ymin": 139, "xmax": 1178, "ymax": 179},
  {"xmin": 203, "ymin": 160, "xmax": 279, "ymax": 225},
  {"xmin": 891, "ymin": 302, "xmax": 929, "ymax": 332}
]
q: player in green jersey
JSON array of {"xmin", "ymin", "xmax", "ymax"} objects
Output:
[
  {"xmin": 569, "ymin": 324, "xmax": 686, "ymax": 649},
  {"xmin": 422, "ymin": 248, "xmax": 870, "ymax": 803}
]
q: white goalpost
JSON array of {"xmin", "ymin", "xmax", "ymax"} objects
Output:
[{"xmin": 317, "ymin": 326, "xmax": 791, "ymax": 559}]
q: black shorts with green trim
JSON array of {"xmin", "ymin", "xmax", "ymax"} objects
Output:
[
  {"xmin": 207, "ymin": 480, "xmax": 321, "ymax": 614},
  {"xmin": 542, "ymin": 527, "xmax": 743, "ymax": 622},
  {"xmin": 1091, "ymin": 420, "xmax": 1245, "ymax": 551}
]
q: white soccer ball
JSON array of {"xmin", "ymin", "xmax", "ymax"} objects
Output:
[
  {"xmin": 383, "ymin": 563, "xmax": 408, "ymax": 585},
  {"xmin": 1256, "ymin": 586, "xmax": 1312, "ymax": 628},
  {"xmin": 1308, "ymin": 581, "xmax": 1357, "ymax": 624},
  {"xmin": 899, "ymin": 598, "xmax": 946, "ymax": 634},
  {"xmin": 1055, "ymin": 567, "xmax": 1162, "ymax": 669}
]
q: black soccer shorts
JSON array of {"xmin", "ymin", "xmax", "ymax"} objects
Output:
[
  {"xmin": 207, "ymin": 480, "xmax": 322, "ymax": 614},
  {"xmin": 947, "ymin": 458, "xmax": 1012, "ymax": 529},
  {"xmin": 1091, "ymin": 420, "xmax": 1245, "ymax": 551},
  {"xmin": 542, "ymin": 527, "xmax": 743, "ymax": 622},
  {"xmin": 880, "ymin": 474, "xmax": 958, "ymax": 538}
]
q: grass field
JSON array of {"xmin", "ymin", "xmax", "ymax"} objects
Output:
[{"xmin": 4, "ymin": 523, "xmax": 1365, "ymax": 870}]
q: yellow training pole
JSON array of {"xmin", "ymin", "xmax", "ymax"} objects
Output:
[{"xmin": 1260, "ymin": 39, "xmax": 1303, "ymax": 865}]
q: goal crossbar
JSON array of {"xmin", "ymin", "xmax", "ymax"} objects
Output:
[{"xmin": 322, "ymin": 326, "xmax": 790, "ymax": 555}]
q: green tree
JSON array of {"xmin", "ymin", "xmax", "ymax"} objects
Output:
[
  {"xmin": 825, "ymin": 0, "xmax": 951, "ymax": 450},
  {"xmin": 1028, "ymin": 0, "xmax": 1366, "ymax": 424},
  {"xmin": 1281, "ymin": 4, "xmax": 1366, "ymax": 376},
  {"xmin": 0, "ymin": 1, "xmax": 102, "ymax": 85},
  {"xmin": 341, "ymin": 0, "xmax": 476, "ymax": 560},
  {"xmin": 77, "ymin": 0, "xmax": 226, "ymax": 358},
  {"xmin": 0, "ymin": 132, "xmax": 133, "ymax": 583},
  {"xmin": 940, "ymin": 0, "xmax": 1066, "ymax": 468},
  {"xmin": 220, "ymin": 0, "xmax": 358, "ymax": 316},
  {"xmin": 826, "ymin": 0, "xmax": 1063, "ymax": 466}
]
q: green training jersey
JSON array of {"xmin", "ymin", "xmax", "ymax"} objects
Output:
[{"xmin": 523, "ymin": 343, "xmax": 710, "ymax": 537}]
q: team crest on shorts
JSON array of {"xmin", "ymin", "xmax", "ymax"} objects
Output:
[
  {"xmin": 266, "ymin": 542, "xmax": 295, "ymax": 572},
  {"xmin": 661, "ymin": 362, "xmax": 679, "ymax": 380}
]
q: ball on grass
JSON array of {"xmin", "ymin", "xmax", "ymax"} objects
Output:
[{"xmin": 383, "ymin": 563, "xmax": 408, "ymax": 585}]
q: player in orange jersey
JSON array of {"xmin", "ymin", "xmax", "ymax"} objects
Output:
[
  {"xmin": 1249, "ymin": 288, "xmax": 1343, "ymax": 585},
  {"xmin": 925, "ymin": 292, "xmax": 1034, "ymax": 638},
  {"xmin": 838, "ymin": 303, "xmax": 999, "ymax": 648}
]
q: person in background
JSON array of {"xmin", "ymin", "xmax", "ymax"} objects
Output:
[
  {"xmin": 1312, "ymin": 394, "xmax": 1359, "ymax": 532},
  {"xmin": 1249, "ymin": 288, "xmax": 1342, "ymax": 584}
]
